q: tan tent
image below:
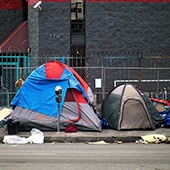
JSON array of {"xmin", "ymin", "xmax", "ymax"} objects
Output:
[{"xmin": 101, "ymin": 84, "xmax": 163, "ymax": 130}]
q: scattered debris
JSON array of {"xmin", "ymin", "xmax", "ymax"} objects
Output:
[
  {"xmin": 7, "ymin": 119, "xmax": 20, "ymax": 135},
  {"xmin": 0, "ymin": 108, "xmax": 11, "ymax": 130},
  {"xmin": 86, "ymin": 140, "xmax": 109, "ymax": 145},
  {"xmin": 27, "ymin": 128, "xmax": 44, "ymax": 144},
  {"xmin": 134, "ymin": 134, "xmax": 170, "ymax": 144},
  {"xmin": 114, "ymin": 140, "xmax": 122, "ymax": 144},
  {"xmin": 135, "ymin": 139, "xmax": 142, "ymax": 144},
  {"xmin": 3, "ymin": 135, "xmax": 29, "ymax": 144},
  {"xmin": 3, "ymin": 128, "xmax": 44, "ymax": 144},
  {"xmin": 0, "ymin": 108, "xmax": 11, "ymax": 122},
  {"xmin": 165, "ymin": 137, "xmax": 170, "ymax": 144},
  {"xmin": 141, "ymin": 141, "xmax": 149, "ymax": 145},
  {"xmin": 141, "ymin": 134, "xmax": 167, "ymax": 144},
  {"xmin": 65, "ymin": 124, "xmax": 77, "ymax": 133},
  {"xmin": 159, "ymin": 109, "xmax": 170, "ymax": 128}
]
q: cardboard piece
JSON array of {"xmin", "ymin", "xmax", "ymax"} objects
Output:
[{"xmin": 0, "ymin": 108, "xmax": 11, "ymax": 121}]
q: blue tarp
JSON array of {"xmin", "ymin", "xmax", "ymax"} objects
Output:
[{"xmin": 159, "ymin": 110, "xmax": 170, "ymax": 127}]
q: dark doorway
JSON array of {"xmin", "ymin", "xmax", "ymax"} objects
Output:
[{"xmin": 70, "ymin": 0, "xmax": 85, "ymax": 67}]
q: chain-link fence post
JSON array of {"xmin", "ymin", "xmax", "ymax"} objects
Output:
[{"xmin": 102, "ymin": 66, "xmax": 105, "ymax": 100}]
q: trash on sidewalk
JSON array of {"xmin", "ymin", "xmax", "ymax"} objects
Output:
[
  {"xmin": 3, "ymin": 135, "xmax": 29, "ymax": 144},
  {"xmin": 0, "ymin": 118, "xmax": 7, "ymax": 128},
  {"xmin": 159, "ymin": 109, "xmax": 170, "ymax": 128},
  {"xmin": 165, "ymin": 137, "xmax": 170, "ymax": 143},
  {"xmin": 141, "ymin": 134, "xmax": 167, "ymax": 144},
  {"xmin": 86, "ymin": 140, "xmax": 109, "ymax": 145},
  {"xmin": 0, "ymin": 108, "xmax": 11, "ymax": 129},
  {"xmin": 3, "ymin": 128, "xmax": 44, "ymax": 144},
  {"xmin": 141, "ymin": 141, "xmax": 149, "ymax": 144},
  {"xmin": 7, "ymin": 119, "xmax": 20, "ymax": 135},
  {"xmin": 97, "ymin": 115, "xmax": 109, "ymax": 129},
  {"xmin": 114, "ymin": 140, "xmax": 122, "ymax": 144},
  {"xmin": 135, "ymin": 139, "xmax": 142, "ymax": 144},
  {"xmin": 65, "ymin": 124, "xmax": 77, "ymax": 133},
  {"xmin": 0, "ymin": 108, "xmax": 11, "ymax": 122},
  {"xmin": 150, "ymin": 98, "xmax": 170, "ymax": 112},
  {"xmin": 27, "ymin": 128, "xmax": 44, "ymax": 144}
]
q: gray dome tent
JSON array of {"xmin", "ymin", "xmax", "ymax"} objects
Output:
[{"xmin": 101, "ymin": 84, "xmax": 163, "ymax": 130}]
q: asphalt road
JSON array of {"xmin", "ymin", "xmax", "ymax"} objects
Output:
[{"xmin": 0, "ymin": 143, "xmax": 170, "ymax": 170}]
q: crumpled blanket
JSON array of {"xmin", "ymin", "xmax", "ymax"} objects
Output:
[
  {"xmin": 65, "ymin": 124, "xmax": 77, "ymax": 133},
  {"xmin": 141, "ymin": 134, "xmax": 167, "ymax": 144}
]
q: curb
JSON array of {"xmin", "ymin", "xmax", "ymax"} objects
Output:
[
  {"xmin": 1, "ymin": 128, "xmax": 169, "ymax": 144},
  {"xmin": 0, "ymin": 134, "xmax": 142, "ymax": 144},
  {"xmin": 44, "ymin": 136, "xmax": 142, "ymax": 143}
]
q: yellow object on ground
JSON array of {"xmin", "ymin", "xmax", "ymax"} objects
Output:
[
  {"xmin": 87, "ymin": 140, "xmax": 109, "ymax": 145},
  {"xmin": 114, "ymin": 140, "xmax": 123, "ymax": 144}
]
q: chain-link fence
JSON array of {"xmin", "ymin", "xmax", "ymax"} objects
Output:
[
  {"xmin": 75, "ymin": 66, "xmax": 170, "ymax": 104},
  {"xmin": 1, "ymin": 66, "xmax": 170, "ymax": 109},
  {"xmin": 1, "ymin": 50, "xmax": 170, "ymax": 108},
  {"xmin": 0, "ymin": 67, "xmax": 35, "ymax": 109}
]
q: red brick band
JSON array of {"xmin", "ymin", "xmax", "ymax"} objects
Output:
[{"xmin": 1, "ymin": 0, "xmax": 170, "ymax": 10}]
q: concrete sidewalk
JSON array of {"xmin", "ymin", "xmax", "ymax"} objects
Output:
[{"xmin": 0, "ymin": 127, "xmax": 170, "ymax": 143}]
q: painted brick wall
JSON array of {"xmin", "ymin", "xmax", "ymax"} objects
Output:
[
  {"xmin": 0, "ymin": 0, "xmax": 23, "ymax": 10},
  {"xmin": 86, "ymin": 2, "xmax": 170, "ymax": 52},
  {"xmin": 28, "ymin": 6, "xmax": 39, "ymax": 53}
]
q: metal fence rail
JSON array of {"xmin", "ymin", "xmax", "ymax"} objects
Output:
[
  {"xmin": 2, "ymin": 49, "xmax": 170, "ymax": 67},
  {"xmin": 26, "ymin": 55, "xmax": 170, "ymax": 68},
  {"xmin": 74, "ymin": 66, "xmax": 170, "ymax": 103},
  {"xmin": 1, "ymin": 66, "xmax": 170, "ymax": 109},
  {"xmin": 1, "ymin": 50, "xmax": 170, "ymax": 108}
]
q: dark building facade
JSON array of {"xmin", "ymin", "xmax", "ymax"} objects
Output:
[
  {"xmin": 1, "ymin": 0, "xmax": 170, "ymax": 61},
  {"xmin": 86, "ymin": 1, "xmax": 170, "ymax": 51},
  {"xmin": 1, "ymin": 0, "xmax": 170, "ymax": 104}
]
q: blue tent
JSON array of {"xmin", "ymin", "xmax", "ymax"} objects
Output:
[{"xmin": 11, "ymin": 61, "xmax": 101, "ymax": 131}]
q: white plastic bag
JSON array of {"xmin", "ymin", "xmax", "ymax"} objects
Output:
[
  {"xmin": 3, "ymin": 135, "xmax": 29, "ymax": 144},
  {"xmin": 3, "ymin": 128, "xmax": 44, "ymax": 144},
  {"xmin": 27, "ymin": 128, "xmax": 44, "ymax": 144}
]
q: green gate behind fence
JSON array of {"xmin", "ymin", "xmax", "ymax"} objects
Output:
[{"xmin": 0, "ymin": 54, "xmax": 27, "ymax": 108}]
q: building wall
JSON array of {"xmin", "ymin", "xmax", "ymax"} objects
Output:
[
  {"xmin": 28, "ymin": 1, "xmax": 70, "ymax": 56},
  {"xmin": 86, "ymin": 2, "xmax": 170, "ymax": 52},
  {"xmin": 1, "ymin": 0, "xmax": 170, "ymax": 55},
  {"xmin": 28, "ymin": 6, "xmax": 39, "ymax": 54},
  {"xmin": 0, "ymin": 0, "xmax": 23, "ymax": 45}
]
